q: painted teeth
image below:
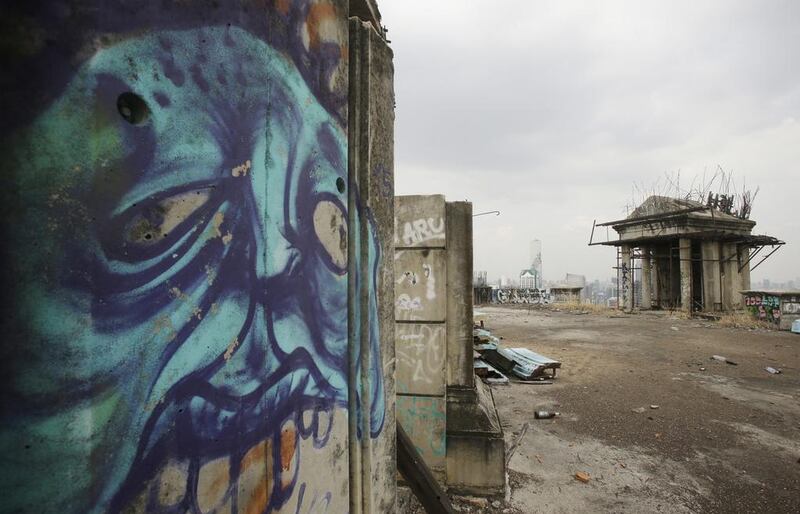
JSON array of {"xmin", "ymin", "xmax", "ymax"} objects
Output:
[
  {"xmin": 279, "ymin": 419, "xmax": 298, "ymax": 490},
  {"xmin": 197, "ymin": 456, "xmax": 229, "ymax": 513},
  {"xmin": 238, "ymin": 439, "xmax": 272, "ymax": 514},
  {"xmin": 302, "ymin": 408, "xmax": 314, "ymax": 432},
  {"xmin": 138, "ymin": 406, "xmax": 340, "ymax": 513},
  {"xmin": 155, "ymin": 460, "xmax": 188, "ymax": 508},
  {"xmin": 314, "ymin": 408, "xmax": 332, "ymax": 444}
]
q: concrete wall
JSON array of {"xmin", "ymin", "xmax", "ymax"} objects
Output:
[
  {"xmin": 394, "ymin": 195, "xmax": 448, "ymax": 475},
  {"xmin": 395, "ymin": 196, "xmax": 505, "ymax": 496},
  {"xmin": 0, "ymin": 2, "xmax": 395, "ymax": 513},
  {"xmin": 743, "ymin": 291, "xmax": 800, "ymax": 330}
]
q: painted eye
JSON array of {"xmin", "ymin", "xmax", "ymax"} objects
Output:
[
  {"xmin": 124, "ymin": 190, "xmax": 211, "ymax": 247},
  {"xmin": 313, "ymin": 199, "xmax": 347, "ymax": 271}
]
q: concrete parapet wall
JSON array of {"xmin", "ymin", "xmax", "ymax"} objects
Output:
[
  {"xmin": 394, "ymin": 195, "xmax": 448, "ymax": 478},
  {"xmin": 395, "ymin": 195, "xmax": 505, "ymax": 493}
]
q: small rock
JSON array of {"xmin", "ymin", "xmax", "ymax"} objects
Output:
[
  {"xmin": 492, "ymin": 500, "xmax": 501, "ymax": 508},
  {"xmin": 699, "ymin": 367, "xmax": 706, "ymax": 371},
  {"xmin": 632, "ymin": 407, "xmax": 646, "ymax": 413},
  {"xmin": 462, "ymin": 497, "xmax": 489, "ymax": 508},
  {"xmin": 650, "ymin": 405, "xmax": 659, "ymax": 410},
  {"xmin": 575, "ymin": 471, "xmax": 591, "ymax": 483},
  {"xmin": 670, "ymin": 326, "xmax": 679, "ymax": 331}
]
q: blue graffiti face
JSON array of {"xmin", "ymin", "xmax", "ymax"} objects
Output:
[{"xmin": 0, "ymin": 27, "xmax": 383, "ymax": 513}]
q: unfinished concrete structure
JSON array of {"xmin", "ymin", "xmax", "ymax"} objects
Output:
[
  {"xmin": 592, "ymin": 196, "xmax": 784, "ymax": 313},
  {"xmin": 394, "ymin": 195, "xmax": 505, "ymax": 496}
]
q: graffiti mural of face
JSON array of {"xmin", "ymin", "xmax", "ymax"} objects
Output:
[{"xmin": 0, "ymin": 27, "xmax": 383, "ymax": 513}]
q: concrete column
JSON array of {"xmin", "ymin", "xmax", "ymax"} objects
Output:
[
  {"xmin": 679, "ymin": 238, "xmax": 693, "ymax": 312},
  {"xmin": 349, "ymin": 17, "xmax": 397, "ymax": 513},
  {"xmin": 721, "ymin": 243, "xmax": 738, "ymax": 310},
  {"xmin": 701, "ymin": 241, "xmax": 721, "ymax": 311},
  {"xmin": 651, "ymin": 249, "xmax": 661, "ymax": 308},
  {"xmin": 446, "ymin": 202, "xmax": 475, "ymax": 389},
  {"xmin": 641, "ymin": 247, "xmax": 652, "ymax": 310},
  {"xmin": 621, "ymin": 244, "xmax": 633, "ymax": 312},
  {"xmin": 739, "ymin": 244, "xmax": 752, "ymax": 291}
]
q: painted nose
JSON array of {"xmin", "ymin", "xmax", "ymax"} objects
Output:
[{"xmin": 245, "ymin": 146, "xmax": 300, "ymax": 284}]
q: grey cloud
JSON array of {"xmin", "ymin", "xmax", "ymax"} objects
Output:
[{"xmin": 382, "ymin": 0, "xmax": 800, "ymax": 283}]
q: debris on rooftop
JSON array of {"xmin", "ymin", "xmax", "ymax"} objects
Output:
[
  {"xmin": 473, "ymin": 323, "xmax": 562, "ymax": 384},
  {"xmin": 473, "ymin": 359, "xmax": 509, "ymax": 385}
]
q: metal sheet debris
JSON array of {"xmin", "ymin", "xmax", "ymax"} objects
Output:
[
  {"xmin": 474, "ymin": 328, "xmax": 492, "ymax": 343},
  {"xmin": 501, "ymin": 347, "xmax": 561, "ymax": 379},
  {"xmin": 473, "ymin": 325, "xmax": 562, "ymax": 383},
  {"xmin": 473, "ymin": 358, "xmax": 509, "ymax": 385}
]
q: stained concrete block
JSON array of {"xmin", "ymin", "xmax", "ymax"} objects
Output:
[
  {"xmin": 396, "ymin": 395, "xmax": 447, "ymax": 472},
  {"xmin": 445, "ymin": 382, "xmax": 505, "ymax": 496},
  {"xmin": 396, "ymin": 324, "xmax": 446, "ymax": 396},
  {"xmin": 394, "ymin": 249, "xmax": 446, "ymax": 321},
  {"xmin": 394, "ymin": 195, "xmax": 446, "ymax": 248}
]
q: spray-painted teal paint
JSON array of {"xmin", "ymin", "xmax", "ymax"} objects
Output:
[
  {"xmin": 395, "ymin": 396, "xmax": 446, "ymax": 463},
  {"xmin": 1, "ymin": 24, "xmax": 384, "ymax": 514}
]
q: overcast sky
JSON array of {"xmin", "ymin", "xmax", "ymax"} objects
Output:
[{"xmin": 381, "ymin": 0, "xmax": 799, "ymax": 285}]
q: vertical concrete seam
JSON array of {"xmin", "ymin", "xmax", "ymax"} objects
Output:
[
  {"xmin": 358, "ymin": 22, "xmax": 374, "ymax": 514},
  {"xmin": 346, "ymin": 16, "xmax": 363, "ymax": 514}
]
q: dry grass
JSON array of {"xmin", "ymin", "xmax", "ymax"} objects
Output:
[
  {"xmin": 549, "ymin": 301, "xmax": 610, "ymax": 314},
  {"xmin": 716, "ymin": 310, "xmax": 776, "ymax": 330}
]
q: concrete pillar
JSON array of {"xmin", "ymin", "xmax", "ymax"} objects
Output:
[
  {"xmin": 349, "ymin": 16, "xmax": 397, "ymax": 513},
  {"xmin": 679, "ymin": 238, "xmax": 693, "ymax": 312},
  {"xmin": 651, "ymin": 249, "xmax": 661, "ymax": 308},
  {"xmin": 641, "ymin": 247, "xmax": 652, "ymax": 310},
  {"xmin": 739, "ymin": 244, "xmax": 752, "ymax": 291},
  {"xmin": 721, "ymin": 243, "xmax": 738, "ymax": 310},
  {"xmin": 621, "ymin": 244, "xmax": 633, "ymax": 312},
  {"xmin": 446, "ymin": 202, "xmax": 475, "ymax": 389},
  {"xmin": 701, "ymin": 241, "xmax": 721, "ymax": 311}
]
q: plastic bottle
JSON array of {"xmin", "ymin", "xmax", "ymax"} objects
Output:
[{"xmin": 534, "ymin": 411, "xmax": 560, "ymax": 419}]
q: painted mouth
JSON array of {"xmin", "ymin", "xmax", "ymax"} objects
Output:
[{"xmin": 121, "ymin": 392, "xmax": 338, "ymax": 514}]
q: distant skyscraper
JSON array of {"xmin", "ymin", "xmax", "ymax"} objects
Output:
[{"xmin": 530, "ymin": 239, "xmax": 543, "ymax": 285}]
